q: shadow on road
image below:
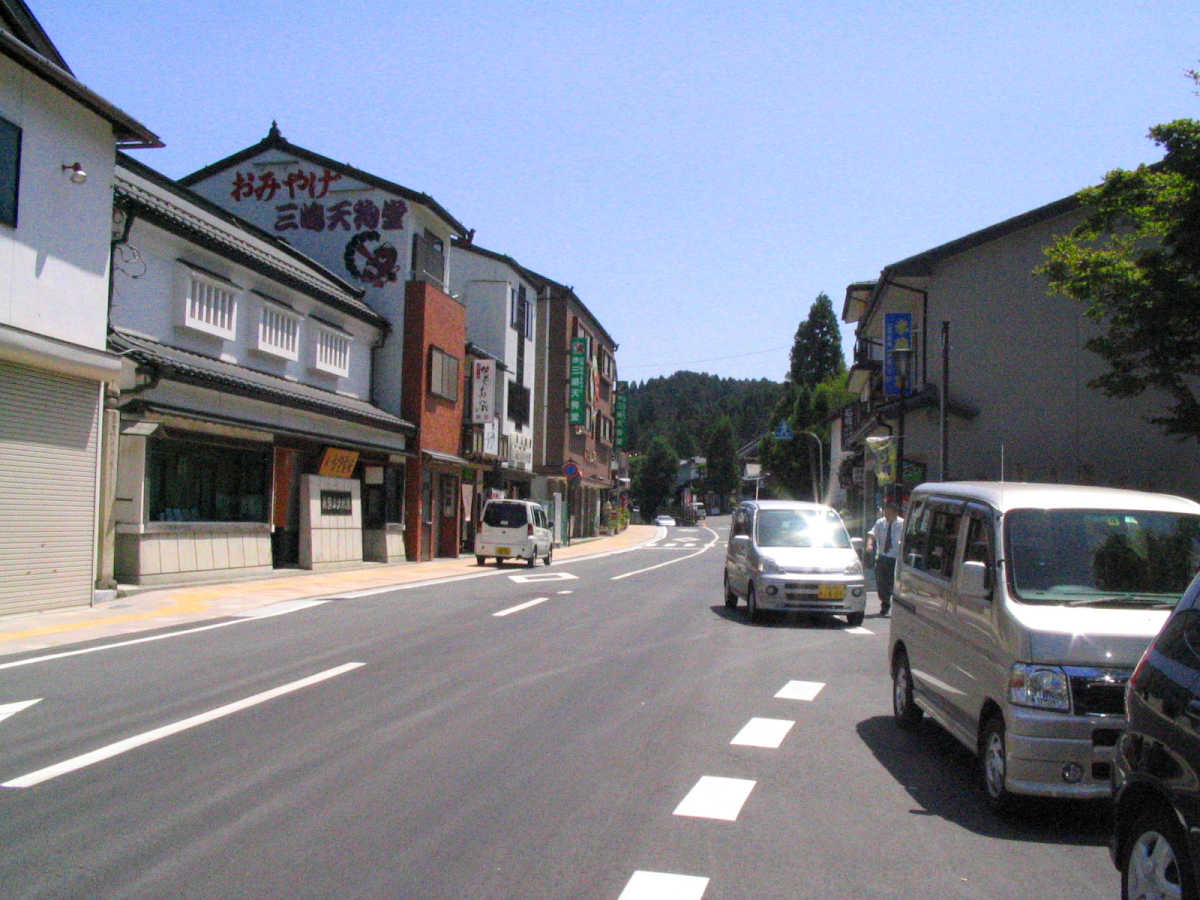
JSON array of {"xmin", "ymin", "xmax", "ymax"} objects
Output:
[
  {"xmin": 708, "ymin": 605, "xmax": 860, "ymax": 629},
  {"xmin": 856, "ymin": 715, "xmax": 1111, "ymax": 846}
]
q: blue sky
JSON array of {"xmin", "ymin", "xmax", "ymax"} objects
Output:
[{"xmin": 36, "ymin": 1, "xmax": 1200, "ymax": 383}]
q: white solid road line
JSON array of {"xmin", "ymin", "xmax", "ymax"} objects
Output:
[
  {"xmin": 673, "ymin": 775, "xmax": 756, "ymax": 821},
  {"xmin": 611, "ymin": 526, "xmax": 720, "ymax": 581},
  {"xmin": 619, "ymin": 871, "xmax": 710, "ymax": 899},
  {"xmin": 2, "ymin": 662, "xmax": 365, "ymax": 789},
  {"xmin": 493, "ymin": 597, "xmax": 549, "ymax": 617}
]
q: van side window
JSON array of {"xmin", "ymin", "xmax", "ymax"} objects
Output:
[
  {"xmin": 903, "ymin": 501, "xmax": 930, "ymax": 569},
  {"xmin": 964, "ymin": 514, "xmax": 995, "ymax": 589},
  {"xmin": 732, "ymin": 508, "xmax": 750, "ymax": 537},
  {"xmin": 926, "ymin": 508, "xmax": 962, "ymax": 578}
]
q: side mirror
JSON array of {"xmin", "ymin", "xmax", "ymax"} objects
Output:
[{"xmin": 960, "ymin": 560, "xmax": 992, "ymax": 598}]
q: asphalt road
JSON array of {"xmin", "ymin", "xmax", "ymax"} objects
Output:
[{"xmin": 0, "ymin": 519, "xmax": 1114, "ymax": 898}]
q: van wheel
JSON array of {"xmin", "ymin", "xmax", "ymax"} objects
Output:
[
  {"xmin": 746, "ymin": 584, "xmax": 760, "ymax": 623},
  {"xmin": 980, "ymin": 715, "xmax": 1016, "ymax": 814},
  {"xmin": 526, "ymin": 551, "xmax": 536, "ymax": 568},
  {"xmin": 846, "ymin": 612, "xmax": 864, "ymax": 627},
  {"xmin": 892, "ymin": 650, "xmax": 923, "ymax": 729},
  {"xmin": 1121, "ymin": 806, "xmax": 1196, "ymax": 900},
  {"xmin": 543, "ymin": 546, "xmax": 552, "ymax": 566},
  {"xmin": 724, "ymin": 572, "xmax": 738, "ymax": 609},
  {"xmin": 475, "ymin": 555, "xmax": 486, "ymax": 566}
]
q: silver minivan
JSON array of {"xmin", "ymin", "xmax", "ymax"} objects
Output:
[
  {"xmin": 888, "ymin": 482, "xmax": 1200, "ymax": 811},
  {"xmin": 724, "ymin": 500, "xmax": 867, "ymax": 625}
]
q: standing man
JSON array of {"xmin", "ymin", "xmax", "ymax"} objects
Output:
[{"xmin": 866, "ymin": 500, "xmax": 904, "ymax": 616}]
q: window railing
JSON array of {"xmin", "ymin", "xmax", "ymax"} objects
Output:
[
  {"xmin": 314, "ymin": 325, "xmax": 351, "ymax": 377},
  {"xmin": 184, "ymin": 272, "xmax": 238, "ymax": 340},
  {"xmin": 257, "ymin": 303, "xmax": 301, "ymax": 360}
]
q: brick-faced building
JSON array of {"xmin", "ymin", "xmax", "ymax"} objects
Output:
[{"xmin": 530, "ymin": 274, "xmax": 620, "ymax": 540}]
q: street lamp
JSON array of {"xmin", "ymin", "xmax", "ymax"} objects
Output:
[{"xmin": 890, "ymin": 345, "xmax": 914, "ymax": 495}]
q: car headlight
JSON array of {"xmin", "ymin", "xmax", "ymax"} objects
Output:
[
  {"xmin": 844, "ymin": 559, "xmax": 863, "ymax": 576},
  {"xmin": 1009, "ymin": 663, "xmax": 1070, "ymax": 712},
  {"xmin": 758, "ymin": 556, "xmax": 784, "ymax": 574}
]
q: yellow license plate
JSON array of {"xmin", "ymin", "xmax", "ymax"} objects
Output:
[
  {"xmin": 818, "ymin": 584, "xmax": 845, "ymax": 600},
  {"xmin": 497, "ymin": 547, "xmax": 511, "ymax": 555}
]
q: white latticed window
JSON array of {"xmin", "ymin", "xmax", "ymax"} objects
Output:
[
  {"xmin": 314, "ymin": 324, "xmax": 351, "ymax": 377},
  {"xmin": 256, "ymin": 303, "xmax": 301, "ymax": 360},
  {"xmin": 183, "ymin": 271, "xmax": 238, "ymax": 340}
]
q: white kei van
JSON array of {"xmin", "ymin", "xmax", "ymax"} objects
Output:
[
  {"xmin": 474, "ymin": 499, "xmax": 553, "ymax": 568},
  {"xmin": 888, "ymin": 482, "xmax": 1200, "ymax": 811}
]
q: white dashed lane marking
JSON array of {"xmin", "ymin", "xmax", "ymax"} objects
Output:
[
  {"xmin": 507, "ymin": 571, "xmax": 578, "ymax": 583},
  {"xmin": 846, "ymin": 626, "xmax": 874, "ymax": 635},
  {"xmin": 619, "ymin": 871, "xmax": 710, "ymax": 899},
  {"xmin": 730, "ymin": 717, "xmax": 795, "ymax": 749},
  {"xmin": 775, "ymin": 680, "xmax": 826, "ymax": 701},
  {"xmin": 673, "ymin": 776, "xmax": 756, "ymax": 821},
  {"xmin": 493, "ymin": 597, "xmax": 548, "ymax": 617}
]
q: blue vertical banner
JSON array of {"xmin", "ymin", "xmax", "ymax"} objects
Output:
[{"xmin": 883, "ymin": 312, "xmax": 914, "ymax": 397}]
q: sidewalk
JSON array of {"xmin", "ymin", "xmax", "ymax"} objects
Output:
[{"xmin": 0, "ymin": 526, "xmax": 659, "ymax": 657}]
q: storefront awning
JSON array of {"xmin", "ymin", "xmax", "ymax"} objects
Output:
[{"xmin": 423, "ymin": 448, "xmax": 471, "ymax": 468}]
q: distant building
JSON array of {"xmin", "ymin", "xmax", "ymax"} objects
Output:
[
  {"xmin": 839, "ymin": 193, "xmax": 1200, "ymax": 527},
  {"xmin": 0, "ymin": 1, "xmax": 159, "ymax": 612},
  {"xmin": 531, "ymin": 275, "xmax": 621, "ymax": 540}
]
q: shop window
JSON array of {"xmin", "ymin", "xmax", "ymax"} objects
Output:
[
  {"xmin": 314, "ymin": 323, "xmax": 351, "ymax": 377},
  {"xmin": 430, "ymin": 346, "xmax": 459, "ymax": 402},
  {"xmin": 507, "ymin": 380, "xmax": 530, "ymax": 429},
  {"xmin": 0, "ymin": 115, "xmax": 20, "ymax": 227},
  {"xmin": 147, "ymin": 439, "xmax": 269, "ymax": 522}
]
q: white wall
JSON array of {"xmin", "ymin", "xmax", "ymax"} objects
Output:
[
  {"xmin": 111, "ymin": 217, "xmax": 381, "ymax": 402},
  {"xmin": 0, "ymin": 55, "xmax": 114, "ymax": 351}
]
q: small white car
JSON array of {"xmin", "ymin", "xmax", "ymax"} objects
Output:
[
  {"xmin": 654, "ymin": 514, "xmax": 677, "ymax": 527},
  {"xmin": 475, "ymin": 499, "xmax": 553, "ymax": 567}
]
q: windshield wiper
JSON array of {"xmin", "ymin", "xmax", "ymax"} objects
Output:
[{"xmin": 1064, "ymin": 594, "xmax": 1175, "ymax": 609}]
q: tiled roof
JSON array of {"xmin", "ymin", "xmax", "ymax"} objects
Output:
[{"xmin": 110, "ymin": 329, "xmax": 413, "ymax": 434}]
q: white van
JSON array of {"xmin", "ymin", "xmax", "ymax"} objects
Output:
[
  {"xmin": 474, "ymin": 499, "xmax": 553, "ymax": 567},
  {"xmin": 888, "ymin": 482, "xmax": 1200, "ymax": 811}
]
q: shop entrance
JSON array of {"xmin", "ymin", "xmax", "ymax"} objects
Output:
[{"xmin": 271, "ymin": 447, "xmax": 300, "ymax": 566}]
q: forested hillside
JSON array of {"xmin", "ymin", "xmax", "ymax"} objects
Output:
[{"xmin": 625, "ymin": 371, "xmax": 783, "ymax": 457}]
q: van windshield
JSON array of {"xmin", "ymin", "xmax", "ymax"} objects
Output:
[
  {"xmin": 483, "ymin": 502, "xmax": 528, "ymax": 528},
  {"xmin": 1006, "ymin": 508, "xmax": 1200, "ymax": 605},
  {"xmin": 755, "ymin": 509, "xmax": 851, "ymax": 549}
]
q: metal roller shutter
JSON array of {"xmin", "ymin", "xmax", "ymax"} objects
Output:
[{"xmin": 0, "ymin": 361, "xmax": 99, "ymax": 615}]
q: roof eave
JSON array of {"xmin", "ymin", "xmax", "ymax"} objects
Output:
[{"xmin": 0, "ymin": 29, "xmax": 161, "ymax": 149}]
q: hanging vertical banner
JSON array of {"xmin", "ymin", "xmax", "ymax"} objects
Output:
[
  {"xmin": 614, "ymin": 382, "xmax": 628, "ymax": 448},
  {"xmin": 568, "ymin": 337, "xmax": 587, "ymax": 425},
  {"xmin": 883, "ymin": 312, "xmax": 914, "ymax": 397},
  {"xmin": 866, "ymin": 435, "xmax": 897, "ymax": 485},
  {"xmin": 471, "ymin": 358, "xmax": 496, "ymax": 424}
]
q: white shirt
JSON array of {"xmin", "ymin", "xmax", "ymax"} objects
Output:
[{"xmin": 870, "ymin": 516, "xmax": 904, "ymax": 559}]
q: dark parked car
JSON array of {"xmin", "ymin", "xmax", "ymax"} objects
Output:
[{"xmin": 1112, "ymin": 570, "xmax": 1200, "ymax": 900}]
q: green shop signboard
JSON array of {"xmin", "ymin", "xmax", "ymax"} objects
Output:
[{"xmin": 568, "ymin": 338, "xmax": 587, "ymax": 425}]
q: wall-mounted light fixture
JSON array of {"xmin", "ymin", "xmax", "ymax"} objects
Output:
[{"xmin": 61, "ymin": 162, "xmax": 87, "ymax": 184}]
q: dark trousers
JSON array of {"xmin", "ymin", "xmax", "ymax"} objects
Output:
[{"xmin": 875, "ymin": 555, "xmax": 897, "ymax": 607}]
